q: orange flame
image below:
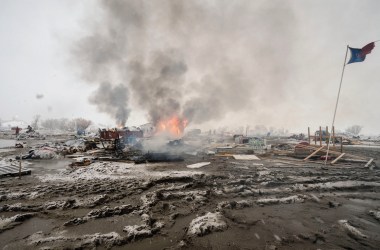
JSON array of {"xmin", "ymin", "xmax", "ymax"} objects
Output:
[{"xmin": 156, "ymin": 116, "xmax": 188, "ymax": 138}]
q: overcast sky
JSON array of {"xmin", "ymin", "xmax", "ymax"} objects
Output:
[{"xmin": 0, "ymin": 0, "xmax": 379, "ymax": 134}]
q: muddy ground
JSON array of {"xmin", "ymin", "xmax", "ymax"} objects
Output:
[{"xmin": 1, "ymin": 137, "xmax": 380, "ymax": 249}]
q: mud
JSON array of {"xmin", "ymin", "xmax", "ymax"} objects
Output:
[{"xmin": 1, "ymin": 138, "xmax": 380, "ymax": 249}]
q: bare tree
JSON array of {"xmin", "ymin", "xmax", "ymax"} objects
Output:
[
  {"xmin": 41, "ymin": 119, "xmax": 54, "ymax": 130},
  {"xmin": 41, "ymin": 118, "xmax": 92, "ymax": 132},
  {"xmin": 41, "ymin": 118, "xmax": 72, "ymax": 131},
  {"xmin": 345, "ymin": 125, "xmax": 363, "ymax": 136},
  {"xmin": 74, "ymin": 118, "xmax": 92, "ymax": 131},
  {"xmin": 31, "ymin": 115, "xmax": 41, "ymax": 130}
]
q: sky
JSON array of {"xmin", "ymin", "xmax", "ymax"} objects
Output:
[{"xmin": 0, "ymin": 0, "xmax": 379, "ymax": 134}]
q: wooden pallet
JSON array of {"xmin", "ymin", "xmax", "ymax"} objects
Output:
[{"xmin": 0, "ymin": 165, "xmax": 31, "ymax": 178}]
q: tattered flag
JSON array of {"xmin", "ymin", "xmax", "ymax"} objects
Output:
[{"xmin": 347, "ymin": 42, "xmax": 375, "ymax": 64}]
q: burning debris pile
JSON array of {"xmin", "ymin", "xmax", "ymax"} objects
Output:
[{"xmin": 155, "ymin": 116, "xmax": 188, "ymax": 138}]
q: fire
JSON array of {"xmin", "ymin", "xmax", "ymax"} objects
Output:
[{"xmin": 156, "ymin": 116, "xmax": 188, "ymax": 137}]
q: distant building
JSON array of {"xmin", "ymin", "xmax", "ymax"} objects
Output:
[{"xmin": 139, "ymin": 123, "xmax": 155, "ymax": 137}]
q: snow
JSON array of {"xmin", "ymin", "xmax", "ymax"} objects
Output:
[
  {"xmin": 339, "ymin": 219, "xmax": 368, "ymax": 239},
  {"xmin": 187, "ymin": 212, "xmax": 227, "ymax": 236},
  {"xmin": 38, "ymin": 161, "xmax": 204, "ymax": 182},
  {"xmin": 32, "ymin": 148, "xmax": 60, "ymax": 159},
  {"xmin": 123, "ymin": 224, "xmax": 152, "ymax": 238},
  {"xmin": 0, "ymin": 216, "xmax": 14, "ymax": 230},
  {"xmin": 0, "ymin": 213, "xmax": 34, "ymax": 232},
  {"xmin": 186, "ymin": 162, "xmax": 211, "ymax": 169},
  {"xmin": 256, "ymin": 195, "xmax": 305, "ymax": 205},
  {"xmin": 233, "ymin": 155, "xmax": 260, "ymax": 160},
  {"xmin": 294, "ymin": 181, "xmax": 380, "ymax": 191},
  {"xmin": 28, "ymin": 231, "xmax": 123, "ymax": 246}
]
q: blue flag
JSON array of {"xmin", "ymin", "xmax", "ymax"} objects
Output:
[{"xmin": 347, "ymin": 42, "xmax": 375, "ymax": 64}]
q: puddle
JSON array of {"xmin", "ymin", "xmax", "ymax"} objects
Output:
[
  {"xmin": 0, "ymin": 139, "xmax": 16, "ymax": 148},
  {"xmin": 0, "ymin": 148, "xmax": 15, "ymax": 153},
  {"xmin": 27, "ymin": 158, "xmax": 72, "ymax": 175}
]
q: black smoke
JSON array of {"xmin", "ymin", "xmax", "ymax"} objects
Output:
[{"xmin": 72, "ymin": 0, "xmax": 297, "ymax": 127}]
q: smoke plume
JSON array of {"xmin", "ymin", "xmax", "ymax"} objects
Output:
[
  {"xmin": 72, "ymin": 0, "xmax": 297, "ymax": 127},
  {"xmin": 89, "ymin": 82, "xmax": 130, "ymax": 127}
]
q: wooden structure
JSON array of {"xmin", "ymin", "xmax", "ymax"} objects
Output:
[
  {"xmin": 299, "ymin": 143, "xmax": 373, "ymax": 166},
  {"xmin": 0, "ymin": 165, "xmax": 31, "ymax": 178},
  {"xmin": 98, "ymin": 129, "xmax": 124, "ymax": 154},
  {"xmin": 299, "ymin": 126, "xmax": 374, "ymax": 166},
  {"xmin": 99, "ymin": 129, "xmax": 122, "ymax": 140},
  {"xmin": 307, "ymin": 126, "xmax": 343, "ymax": 152}
]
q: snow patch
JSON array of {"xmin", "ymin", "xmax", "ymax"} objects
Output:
[
  {"xmin": 233, "ymin": 155, "xmax": 260, "ymax": 160},
  {"xmin": 0, "ymin": 213, "xmax": 34, "ymax": 232},
  {"xmin": 256, "ymin": 195, "xmax": 305, "ymax": 205},
  {"xmin": 187, "ymin": 162, "xmax": 210, "ymax": 169},
  {"xmin": 338, "ymin": 219, "xmax": 368, "ymax": 239},
  {"xmin": 187, "ymin": 212, "xmax": 227, "ymax": 236},
  {"xmin": 38, "ymin": 161, "xmax": 204, "ymax": 182}
]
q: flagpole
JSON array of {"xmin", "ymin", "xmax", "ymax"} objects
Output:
[{"xmin": 324, "ymin": 45, "xmax": 349, "ymax": 165}]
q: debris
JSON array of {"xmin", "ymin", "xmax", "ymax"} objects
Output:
[
  {"xmin": 330, "ymin": 152, "xmax": 346, "ymax": 164},
  {"xmin": 16, "ymin": 148, "xmax": 60, "ymax": 160},
  {"xmin": 296, "ymin": 143, "xmax": 370, "ymax": 164},
  {"xmin": 0, "ymin": 159, "xmax": 31, "ymax": 178},
  {"xmin": 233, "ymin": 155, "xmax": 260, "ymax": 160},
  {"xmin": 69, "ymin": 157, "xmax": 93, "ymax": 167},
  {"xmin": 365, "ymin": 158, "xmax": 374, "ymax": 168},
  {"xmin": 17, "ymin": 131, "xmax": 45, "ymax": 140},
  {"xmin": 303, "ymin": 146, "xmax": 325, "ymax": 161},
  {"xmin": 273, "ymin": 143, "xmax": 293, "ymax": 151},
  {"xmin": 186, "ymin": 162, "xmax": 211, "ymax": 169}
]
